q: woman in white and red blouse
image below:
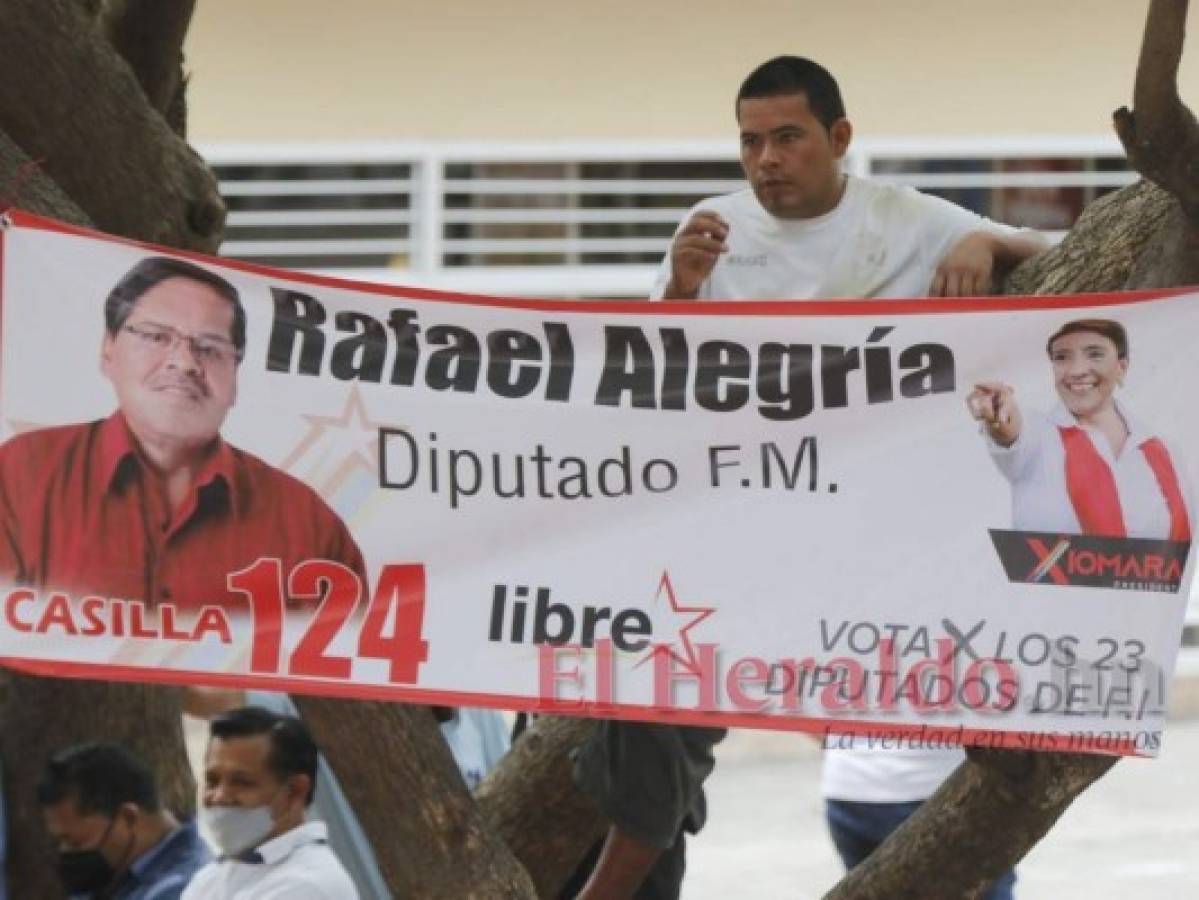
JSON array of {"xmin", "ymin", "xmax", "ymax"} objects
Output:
[{"xmin": 967, "ymin": 318, "xmax": 1191, "ymax": 541}]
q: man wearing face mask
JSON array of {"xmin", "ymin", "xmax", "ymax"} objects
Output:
[
  {"xmin": 38, "ymin": 742, "xmax": 211, "ymax": 900},
  {"xmin": 182, "ymin": 706, "xmax": 358, "ymax": 900}
]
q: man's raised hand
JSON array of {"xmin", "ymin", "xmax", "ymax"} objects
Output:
[{"xmin": 662, "ymin": 211, "xmax": 729, "ymax": 299}]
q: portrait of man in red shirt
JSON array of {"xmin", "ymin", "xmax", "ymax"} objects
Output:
[{"xmin": 0, "ymin": 256, "xmax": 366, "ymax": 610}]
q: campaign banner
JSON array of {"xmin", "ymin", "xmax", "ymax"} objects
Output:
[{"xmin": 0, "ymin": 210, "xmax": 1194, "ymax": 757}]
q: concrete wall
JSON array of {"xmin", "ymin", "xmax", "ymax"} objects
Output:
[{"xmin": 185, "ymin": 1, "xmax": 1198, "ymax": 143}]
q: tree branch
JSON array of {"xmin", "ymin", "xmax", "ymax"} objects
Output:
[
  {"xmin": 1133, "ymin": 0, "xmax": 1187, "ymax": 125},
  {"xmin": 104, "ymin": 0, "xmax": 196, "ymax": 136},
  {"xmin": 0, "ymin": 0, "xmax": 222, "ymax": 250},
  {"xmin": 293, "ymin": 697, "xmax": 537, "ymax": 898},
  {"xmin": 0, "ymin": 129, "xmax": 92, "ymax": 228},
  {"xmin": 1002, "ymin": 179, "xmax": 1177, "ymax": 294},
  {"xmin": 823, "ymin": 751, "xmax": 1117, "ymax": 900},
  {"xmin": 1112, "ymin": 0, "xmax": 1199, "ymax": 224},
  {"xmin": 476, "ymin": 716, "xmax": 607, "ymax": 896}
]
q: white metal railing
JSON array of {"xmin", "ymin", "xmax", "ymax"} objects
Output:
[{"xmin": 201, "ymin": 136, "xmax": 1138, "ymax": 298}]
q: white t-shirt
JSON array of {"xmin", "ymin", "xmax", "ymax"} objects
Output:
[
  {"xmin": 987, "ymin": 400, "xmax": 1192, "ymax": 539},
  {"xmin": 652, "ymin": 174, "xmax": 1022, "ymax": 802},
  {"xmin": 819, "ymin": 743, "xmax": 963, "ymax": 803},
  {"xmin": 181, "ymin": 821, "xmax": 358, "ymax": 900},
  {"xmin": 650, "ymin": 175, "xmax": 1001, "ymax": 302}
]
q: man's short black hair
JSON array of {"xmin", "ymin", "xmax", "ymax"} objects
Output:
[
  {"xmin": 104, "ymin": 256, "xmax": 246, "ymax": 355},
  {"xmin": 736, "ymin": 56, "xmax": 847, "ymax": 130},
  {"xmin": 210, "ymin": 706, "xmax": 319, "ymax": 805},
  {"xmin": 37, "ymin": 742, "xmax": 161, "ymax": 816}
]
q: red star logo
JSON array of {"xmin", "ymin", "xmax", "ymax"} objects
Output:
[
  {"xmin": 277, "ymin": 386, "xmax": 383, "ymax": 497},
  {"xmin": 638, "ymin": 571, "xmax": 716, "ymax": 676}
]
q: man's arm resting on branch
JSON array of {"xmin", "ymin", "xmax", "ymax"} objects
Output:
[
  {"xmin": 988, "ymin": 229, "xmax": 1051, "ymax": 274},
  {"xmin": 931, "ymin": 229, "xmax": 1050, "ymax": 297}
]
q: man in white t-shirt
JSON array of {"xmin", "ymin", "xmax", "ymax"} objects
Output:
[
  {"xmin": 652, "ymin": 77, "xmax": 1041, "ymax": 304},
  {"xmin": 181, "ymin": 706, "xmax": 359, "ymax": 900},
  {"xmin": 580, "ymin": 55, "xmax": 1044, "ymax": 899}
]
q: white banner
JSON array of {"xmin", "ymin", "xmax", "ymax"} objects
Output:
[{"xmin": 0, "ymin": 211, "xmax": 1194, "ymax": 757}]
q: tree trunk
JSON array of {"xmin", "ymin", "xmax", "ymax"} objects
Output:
[
  {"xmin": 475, "ymin": 717, "xmax": 607, "ymax": 897},
  {"xmin": 0, "ymin": 0, "xmax": 222, "ymax": 251},
  {"xmin": 103, "ymin": 0, "xmax": 197, "ymax": 136},
  {"xmin": 824, "ymin": 750, "xmax": 1117, "ymax": 900},
  {"xmin": 0, "ymin": 131, "xmax": 93, "ymax": 229},
  {"xmin": 297, "ymin": 704, "xmax": 608, "ymax": 898},
  {"xmin": 293, "ymin": 697, "xmax": 538, "ymax": 898},
  {"xmin": 1003, "ymin": 179, "xmax": 1176, "ymax": 295},
  {"xmin": 0, "ymin": 672, "xmax": 194, "ymax": 898}
]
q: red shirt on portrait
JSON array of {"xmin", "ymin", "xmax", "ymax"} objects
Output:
[{"xmin": 0, "ymin": 413, "xmax": 366, "ymax": 610}]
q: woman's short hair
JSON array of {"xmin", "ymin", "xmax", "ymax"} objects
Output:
[{"xmin": 1046, "ymin": 318, "xmax": 1128, "ymax": 360}]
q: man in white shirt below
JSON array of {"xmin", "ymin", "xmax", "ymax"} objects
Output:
[
  {"xmin": 599, "ymin": 55, "xmax": 1044, "ymax": 899},
  {"xmin": 182, "ymin": 706, "xmax": 359, "ymax": 900}
]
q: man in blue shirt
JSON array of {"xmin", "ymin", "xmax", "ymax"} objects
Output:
[{"xmin": 38, "ymin": 742, "xmax": 211, "ymax": 900}]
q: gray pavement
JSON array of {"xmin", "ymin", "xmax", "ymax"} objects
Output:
[{"xmin": 682, "ymin": 719, "xmax": 1199, "ymax": 899}]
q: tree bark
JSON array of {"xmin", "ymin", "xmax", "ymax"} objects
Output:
[
  {"xmin": 0, "ymin": 0, "xmax": 222, "ymax": 251},
  {"xmin": 292, "ymin": 696, "xmax": 538, "ymax": 898},
  {"xmin": 824, "ymin": 750, "xmax": 1117, "ymax": 900},
  {"xmin": 104, "ymin": 0, "xmax": 197, "ymax": 136},
  {"xmin": 0, "ymin": 672, "xmax": 194, "ymax": 899},
  {"xmin": 475, "ymin": 717, "xmax": 607, "ymax": 897},
  {"xmin": 1113, "ymin": 0, "xmax": 1199, "ymax": 226},
  {"xmin": 1003, "ymin": 179, "xmax": 1176, "ymax": 295},
  {"xmin": 0, "ymin": 130, "xmax": 93, "ymax": 229}
]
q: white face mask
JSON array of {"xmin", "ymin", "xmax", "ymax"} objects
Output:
[{"xmin": 201, "ymin": 803, "xmax": 275, "ymax": 857}]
